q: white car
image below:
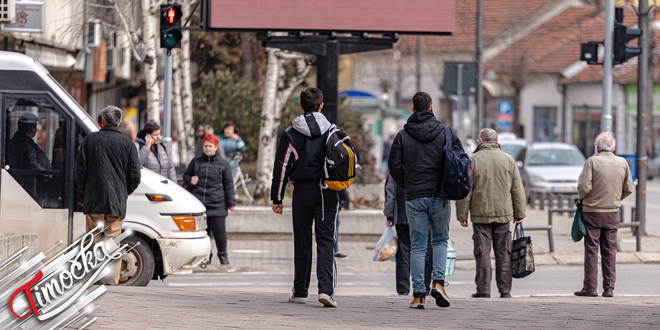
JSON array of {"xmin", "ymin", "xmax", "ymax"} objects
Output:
[{"xmin": 0, "ymin": 51, "xmax": 211, "ymax": 286}]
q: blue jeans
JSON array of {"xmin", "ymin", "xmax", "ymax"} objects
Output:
[{"xmin": 405, "ymin": 197, "xmax": 451, "ymax": 294}]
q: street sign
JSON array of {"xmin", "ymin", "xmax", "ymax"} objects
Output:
[
  {"xmin": 498, "ymin": 100, "xmax": 513, "ymax": 130},
  {"xmin": 443, "ymin": 62, "xmax": 477, "ymax": 96},
  {"xmin": 1, "ymin": 1, "xmax": 43, "ymax": 33}
]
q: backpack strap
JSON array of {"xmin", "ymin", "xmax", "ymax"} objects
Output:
[{"xmin": 443, "ymin": 126, "xmax": 452, "ymax": 147}]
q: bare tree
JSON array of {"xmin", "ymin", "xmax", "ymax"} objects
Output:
[
  {"xmin": 253, "ymin": 49, "xmax": 311, "ymax": 202},
  {"xmin": 180, "ymin": 0, "xmax": 196, "ymax": 165},
  {"xmin": 142, "ymin": 0, "xmax": 161, "ymax": 122},
  {"xmin": 172, "ymin": 50, "xmax": 186, "ymax": 166}
]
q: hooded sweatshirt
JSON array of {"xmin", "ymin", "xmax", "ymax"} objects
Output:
[
  {"xmin": 271, "ymin": 112, "xmax": 332, "ymax": 204},
  {"xmin": 388, "ymin": 110, "xmax": 461, "ymax": 201}
]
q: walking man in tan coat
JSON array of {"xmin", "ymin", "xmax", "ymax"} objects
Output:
[
  {"xmin": 575, "ymin": 132, "xmax": 633, "ymax": 298},
  {"xmin": 456, "ymin": 128, "xmax": 526, "ymax": 298}
]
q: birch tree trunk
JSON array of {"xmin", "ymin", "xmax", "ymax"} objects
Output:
[
  {"xmin": 253, "ymin": 49, "xmax": 311, "ymax": 203},
  {"xmin": 142, "ymin": 0, "xmax": 160, "ymax": 123},
  {"xmin": 172, "ymin": 50, "xmax": 186, "ymax": 167},
  {"xmin": 180, "ymin": 0, "xmax": 195, "ymax": 165}
]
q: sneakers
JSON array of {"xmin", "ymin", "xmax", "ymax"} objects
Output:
[
  {"xmin": 431, "ymin": 281, "xmax": 450, "ymax": 308},
  {"xmin": 334, "ymin": 252, "xmax": 348, "ymax": 258},
  {"xmin": 409, "ymin": 295, "xmax": 425, "ymax": 309},
  {"xmin": 288, "ymin": 293, "xmax": 307, "ymax": 304},
  {"xmin": 318, "ymin": 294, "xmax": 338, "ymax": 308}
]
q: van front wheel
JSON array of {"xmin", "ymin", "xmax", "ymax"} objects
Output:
[{"xmin": 118, "ymin": 235, "xmax": 155, "ymax": 286}]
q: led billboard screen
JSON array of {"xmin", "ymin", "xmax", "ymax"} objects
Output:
[{"xmin": 208, "ymin": 0, "xmax": 455, "ymax": 34}]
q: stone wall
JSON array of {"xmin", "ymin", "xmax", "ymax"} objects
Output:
[{"xmin": 0, "ymin": 233, "xmax": 38, "ymax": 279}]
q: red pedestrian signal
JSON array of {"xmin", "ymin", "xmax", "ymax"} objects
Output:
[{"xmin": 160, "ymin": 4, "xmax": 182, "ymax": 50}]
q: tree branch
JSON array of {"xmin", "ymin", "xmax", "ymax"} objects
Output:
[{"xmin": 109, "ymin": 0, "xmax": 143, "ymax": 62}]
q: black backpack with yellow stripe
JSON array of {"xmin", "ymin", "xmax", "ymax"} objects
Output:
[{"xmin": 323, "ymin": 125, "xmax": 358, "ymax": 190}]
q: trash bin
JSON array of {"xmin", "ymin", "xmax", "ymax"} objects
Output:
[{"xmin": 446, "ymin": 239, "xmax": 456, "ymax": 276}]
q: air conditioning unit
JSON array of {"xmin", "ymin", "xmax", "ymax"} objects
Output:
[
  {"xmin": 106, "ymin": 46, "xmax": 118, "ymax": 70},
  {"xmin": 0, "ymin": 0, "xmax": 15, "ymax": 23},
  {"xmin": 88, "ymin": 20, "xmax": 101, "ymax": 48}
]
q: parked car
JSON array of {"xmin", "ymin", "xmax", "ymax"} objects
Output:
[
  {"xmin": 514, "ymin": 142, "xmax": 586, "ymax": 201},
  {"xmin": 498, "ymin": 133, "xmax": 528, "ymax": 158}
]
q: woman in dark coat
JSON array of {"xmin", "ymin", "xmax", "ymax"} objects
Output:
[{"xmin": 183, "ymin": 134, "xmax": 236, "ymax": 265}]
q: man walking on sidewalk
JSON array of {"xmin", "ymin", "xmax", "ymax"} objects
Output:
[
  {"xmin": 389, "ymin": 91, "xmax": 459, "ymax": 309},
  {"xmin": 271, "ymin": 88, "xmax": 340, "ymax": 308},
  {"xmin": 456, "ymin": 128, "xmax": 526, "ymax": 298},
  {"xmin": 575, "ymin": 132, "xmax": 633, "ymax": 298},
  {"xmin": 75, "ymin": 105, "xmax": 141, "ymax": 285}
]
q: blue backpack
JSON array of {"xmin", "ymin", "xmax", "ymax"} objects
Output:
[{"xmin": 435, "ymin": 126, "xmax": 473, "ymax": 200}]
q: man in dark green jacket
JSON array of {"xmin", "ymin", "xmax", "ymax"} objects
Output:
[{"xmin": 456, "ymin": 128, "xmax": 526, "ymax": 298}]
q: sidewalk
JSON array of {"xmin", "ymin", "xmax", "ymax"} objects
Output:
[
  {"xmin": 89, "ymin": 286, "xmax": 660, "ymax": 329},
  {"xmin": 202, "ymin": 205, "xmax": 660, "ymax": 274}
]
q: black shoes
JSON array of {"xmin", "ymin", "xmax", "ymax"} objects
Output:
[
  {"xmin": 471, "ymin": 293, "xmax": 491, "ymax": 298},
  {"xmin": 500, "ymin": 293, "xmax": 511, "ymax": 298},
  {"xmin": 603, "ymin": 288, "xmax": 614, "ymax": 297},
  {"xmin": 334, "ymin": 252, "xmax": 348, "ymax": 258},
  {"xmin": 219, "ymin": 255, "xmax": 230, "ymax": 265},
  {"xmin": 574, "ymin": 289, "xmax": 598, "ymax": 297}
]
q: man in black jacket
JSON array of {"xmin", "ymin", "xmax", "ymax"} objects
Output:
[
  {"xmin": 75, "ymin": 105, "xmax": 141, "ymax": 285},
  {"xmin": 389, "ymin": 92, "xmax": 460, "ymax": 309},
  {"xmin": 271, "ymin": 88, "xmax": 339, "ymax": 308}
]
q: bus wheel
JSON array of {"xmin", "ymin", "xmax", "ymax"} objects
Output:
[{"xmin": 118, "ymin": 235, "xmax": 155, "ymax": 286}]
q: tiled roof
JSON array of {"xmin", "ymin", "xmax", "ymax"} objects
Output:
[{"xmin": 396, "ymin": 0, "xmax": 556, "ymax": 54}]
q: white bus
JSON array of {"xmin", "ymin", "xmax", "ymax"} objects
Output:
[{"xmin": 0, "ymin": 51, "xmax": 210, "ymax": 286}]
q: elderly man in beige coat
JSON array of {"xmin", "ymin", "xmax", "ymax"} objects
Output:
[
  {"xmin": 457, "ymin": 128, "xmax": 526, "ymax": 298},
  {"xmin": 575, "ymin": 132, "xmax": 633, "ymax": 298}
]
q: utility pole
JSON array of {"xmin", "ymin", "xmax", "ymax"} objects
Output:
[
  {"xmin": 476, "ymin": 0, "xmax": 484, "ymax": 136},
  {"xmin": 163, "ymin": 51, "xmax": 173, "ymax": 150},
  {"xmin": 457, "ymin": 63, "xmax": 464, "ymax": 136},
  {"xmin": 416, "ymin": 35, "xmax": 422, "ymax": 92},
  {"xmin": 602, "ymin": 0, "xmax": 614, "ymax": 133},
  {"xmin": 636, "ymin": 0, "xmax": 650, "ymax": 235}
]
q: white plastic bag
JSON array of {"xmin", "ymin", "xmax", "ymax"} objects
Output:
[{"xmin": 372, "ymin": 227, "xmax": 398, "ymax": 262}]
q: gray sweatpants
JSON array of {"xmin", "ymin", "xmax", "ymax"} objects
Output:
[{"xmin": 473, "ymin": 222, "xmax": 512, "ymax": 295}]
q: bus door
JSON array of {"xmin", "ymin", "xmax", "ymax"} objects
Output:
[{"xmin": 0, "ymin": 92, "xmax": 76, "ymax": 257}]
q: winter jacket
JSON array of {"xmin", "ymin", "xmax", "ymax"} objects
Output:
[
  {"xmin": 455, "ymin": 142, "xmax": 526, "ymax": 224},
  {"xmin": 220, "ymin": 135, "xmax": 246, "ymax": 157},
  {"xmin": 183, "ymin": 152, "xmax": 236, "ymax": 217},
  {"xmin": 75, "ymin": 126, "xmax": 141, "ymax": 219},
  {"xmin": 578, "ymin": 151, "xmax": 634, "ymax": 212},
  {"xmin": 271, "ymin": 112, "xmax": 332, "ymax": 204},
  {"xmin": 134, "ymin": 137, "xmax": 177, "ymax": 182},
  {"xmin": 10, "ymin": 131, "xmax": 50, "ymax": 170},
  {"xmin": 384, "ymin": 174, "xmax": 407, "ymax": 225},
  {"xmin": 388, "ymin": 110, "xmax": 461, "ymax": 201}
]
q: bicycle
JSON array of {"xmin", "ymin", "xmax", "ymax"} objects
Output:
[{"xmin": 230, "ymin": 153, "xmax": 254, "ymax": 203}]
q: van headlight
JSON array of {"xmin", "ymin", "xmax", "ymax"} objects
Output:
[{"xmin": 530, "ymin": 175, "xmax": 546, "ymax": 183}]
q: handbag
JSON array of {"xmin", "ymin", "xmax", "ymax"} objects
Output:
[
  {"xmin": 571, "ymin": 199, "xmax": 587, "ymax": 242},
  {"xmin": 511, "ymin": 224, "xmax": 535, "ymax": 279}
]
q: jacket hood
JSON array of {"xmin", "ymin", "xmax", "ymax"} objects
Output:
[
  {"xmin": 475, "ymin": 141, "xmax": 501, "ymax": 152},
  {"xmin": 403, "ymin": 110, "xmax": 443, "ymax": 142},
  {"xmin": 291, "ymin": 112, "xmax": 332, "ymax": 137}
]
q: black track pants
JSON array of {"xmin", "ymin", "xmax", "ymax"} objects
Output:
[
  {"xmin": 206, "ymin": 216, "xmax": 228, "ymax": 257},
  {"xmin": 291, "ymin": 184, "xmax": 339, "ymax": 298}
]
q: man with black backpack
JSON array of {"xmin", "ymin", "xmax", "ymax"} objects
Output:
[
  {"xmin": 271, "ymin": 88, "xmax": 347, "ymax": 308},
  {"xmin": 389, "ymin": 92, "xmax": 467, "ymax": 309}
]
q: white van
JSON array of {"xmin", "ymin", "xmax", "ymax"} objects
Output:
[{"xmin": 0, "ymin": 51, "xmax": 210, "ymax": 286}]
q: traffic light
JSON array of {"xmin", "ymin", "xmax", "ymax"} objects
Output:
[
  {"xmin": 160, "ymin": 4, "xmax": 182, "ymax": 51},
  {"xmin": 613, "ymin": 7, "xmax": 642, "ymax": 65},
  {"xmin": 580, "ymin": 42, "xmax": 599, "ymax": 64}
]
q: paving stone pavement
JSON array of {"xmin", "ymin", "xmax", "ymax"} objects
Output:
[
  {"xmin": 199, "ymin": 207, "xmax": 660, "ymax": 274},
  {"xmin": 89, "ymin": 286, "xmax": 660, "ymax": 329}
]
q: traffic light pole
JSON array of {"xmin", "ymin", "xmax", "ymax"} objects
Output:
[
  {"xmin": 163, "ymin": 50, "xmax": 173, "ymax": 151},
  {"xmin": 602, "ymin": 0, "xmax": 614, "ymax": 134},
  {"xmin": 636, "ymin": 0, "xmax": 650, "ymax": 236}
]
